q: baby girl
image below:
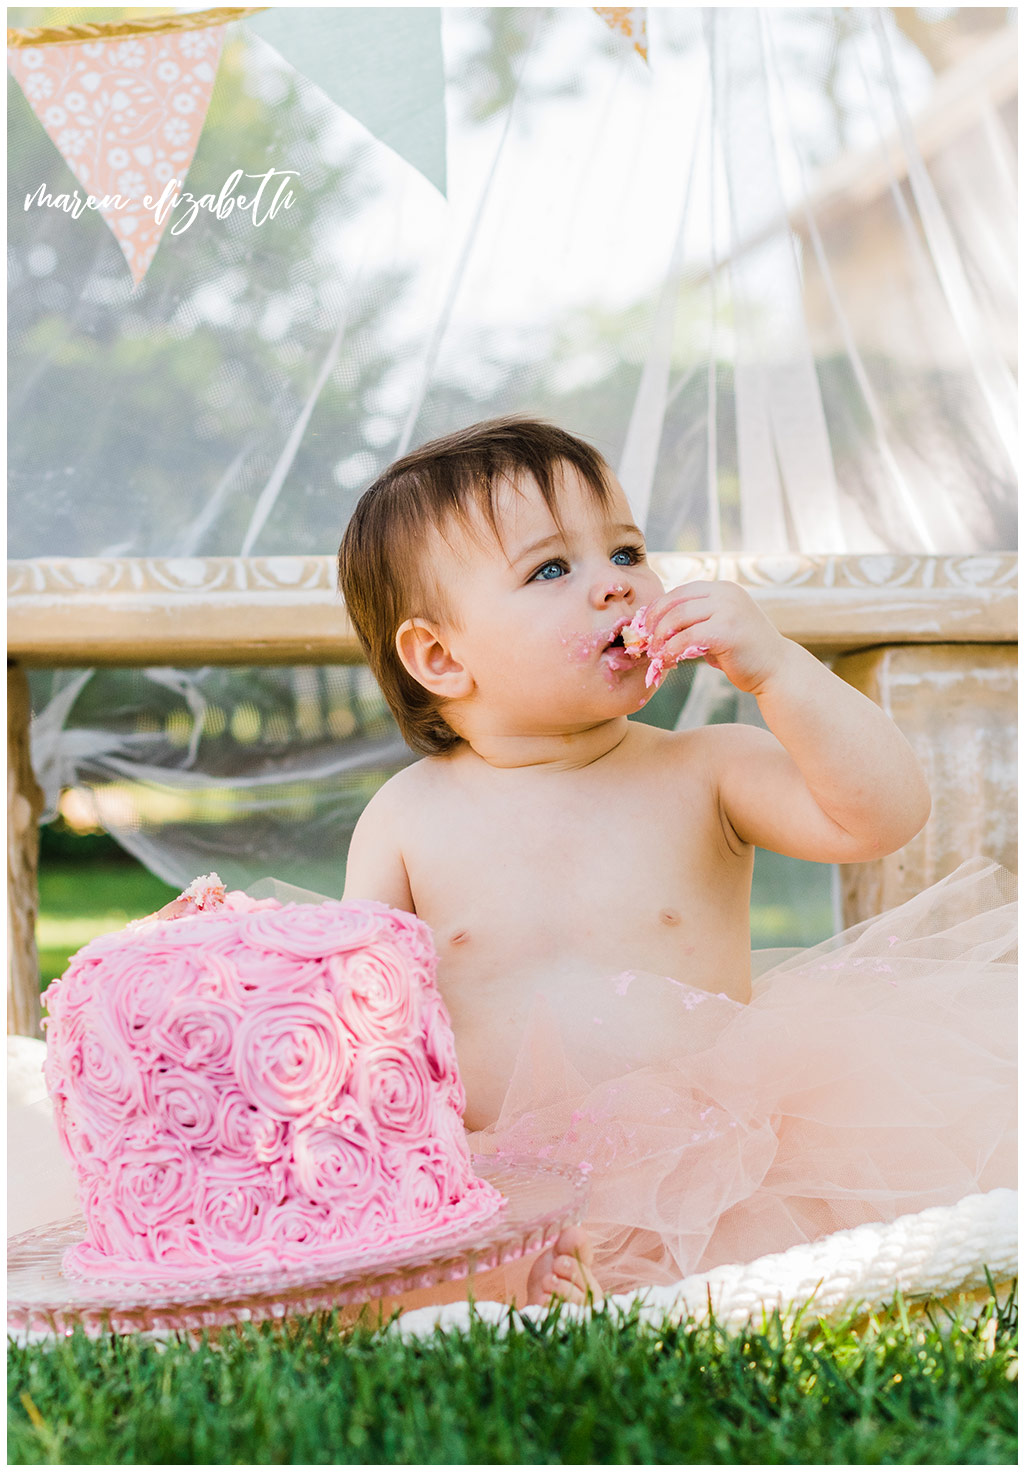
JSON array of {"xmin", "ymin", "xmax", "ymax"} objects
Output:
[{"xmin": 334, "ymin": 416, "xmax": 1012, "ymax": 1310}]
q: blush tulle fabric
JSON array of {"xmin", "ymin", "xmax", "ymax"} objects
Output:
[
  {"xmin": 9, "ymin": 859, "xmax": 1016, "ymax": 1297},
  {"xmin": 467, "ymin": 857, "xmax": 1017, "ymax": 1296}
]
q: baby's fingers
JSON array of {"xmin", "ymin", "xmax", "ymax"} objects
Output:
[
  {"xmin": 642, "ymin": 587, "xmax": 714, "ymax": 647},
  {"xmin": 152, "ymin": 896, "xmax": 193, "ymax": 921},
  {"xmin": 659, "ymin": 632, "xmax": 713, "ymax": 662},
  {"xmin": 125, "ymin": 895, "xmax": 192, "ymax": 933}
]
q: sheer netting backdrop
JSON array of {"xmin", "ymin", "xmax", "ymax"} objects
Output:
[{"xmin": 8, "ymin": 6, "xmax": 1017, "ymax": 938}]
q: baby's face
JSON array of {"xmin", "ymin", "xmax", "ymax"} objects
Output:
[{"xmin": 430, "ymin": 464, "xmax": 665, "ymax": 732}]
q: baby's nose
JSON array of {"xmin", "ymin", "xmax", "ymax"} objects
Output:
[{"xmin": 595, "ymin": 577, "xmax": 633, "ymax": 606}]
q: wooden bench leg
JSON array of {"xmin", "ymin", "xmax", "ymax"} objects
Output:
[
  {"xmin": 833, "ymin": 644, "xmax": 1017, "ymax": 926},
  {"xmin": 8, "ymin": 662, "xmax": 44, "ymax": 1038}
]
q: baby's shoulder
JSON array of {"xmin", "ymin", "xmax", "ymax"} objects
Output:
[
  {"xmin": 624, "ymin": 718, "xmax": 722, "ymax": 764},
  {"xmin": 368, "ymin": 749, "xmax": 463, "ymax": 816},
  {"xmin": 624, "ymin": 719, "xmax": 766, "ymax": 780},
  {"xmin": 347, "ymin": 759, "xmax": 444, "ymax": 876},
  {"xmin": 632, "ymin": 720, "xmax": 766, "ymax": 749}
]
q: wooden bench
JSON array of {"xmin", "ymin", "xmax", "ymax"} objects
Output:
[{"xmin": 8, "ymin": 551, "xmax": 1017, "ymax": 1037}]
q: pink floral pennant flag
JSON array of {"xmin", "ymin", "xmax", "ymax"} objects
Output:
[
  {"xmin": 593, "ymin": 8, "xmax": 648, "ymax": 64},
  {"xmin": 7, "ymin": 26, "xmax": 226, "ymax": 285}
]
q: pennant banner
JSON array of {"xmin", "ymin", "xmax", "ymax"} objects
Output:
[
  {"xmin": 243, "ymin": 8, "xmax": 446, "ymax": 197},
  {"xmin": 8, "ymin": 25, "xmax": 226, "ymax": 284},
  {"xmin": 594, "ymin": 7, "xmax": 649, "ymax": 64},
  {"xmin": 9, "ymin": 6, "xmax": 634, "ymax": 285}
]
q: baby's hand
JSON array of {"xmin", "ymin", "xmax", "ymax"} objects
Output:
[{"xmin": 636, "ymin": 581, "xmax": 789, "ymax": 695}]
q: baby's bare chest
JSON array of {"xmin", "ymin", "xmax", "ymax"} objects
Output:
[
  {"xmin": 399, "ymin": 763, "xmax": 751, "ymax": 1130},
  {"xmin": 402, "ymin": 768, "xmax": 736, "ymax": 963}
]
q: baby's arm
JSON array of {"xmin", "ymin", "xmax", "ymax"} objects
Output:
[
  {"xmin": 342, "ymin": 776, "xmax": 416, "ymax": 912},
  {"xmin": 710, "ymin": 647, "xmax": 930, "ymax": 861},
  {"xmin": 643, "ymin": 582, "xmax": 930, "ymax": 862}
]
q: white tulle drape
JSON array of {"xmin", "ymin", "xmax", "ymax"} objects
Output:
[{"xmin": 10, "ymin": 6, "xmax": 1016, "ymax": 933}]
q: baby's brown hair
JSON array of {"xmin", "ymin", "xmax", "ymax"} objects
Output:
[{"xmin": 337, "ymin": 416, "xmax": 616, "ymax": 754}]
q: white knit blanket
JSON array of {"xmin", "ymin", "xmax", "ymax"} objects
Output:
[{"xmin": 392, "ymin": 1187, "xmax": 1018, "ymax": 1340}]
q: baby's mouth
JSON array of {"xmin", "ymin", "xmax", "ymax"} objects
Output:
[
  {"xmin": 601, "ymin": 616, "xmax": 634, "ymax": 655},
  {"xmin": 599, "ymin": 616, "xmax": 648, "ymax": 675},
  {"xmin": 562, "ymin": 616, "xmax": 645, "ymax": 667}
]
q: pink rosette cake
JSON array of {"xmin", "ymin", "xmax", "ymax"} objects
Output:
[{"xmin": 41, "ymin": 885, "xmax": 505, "ymax": 1281}]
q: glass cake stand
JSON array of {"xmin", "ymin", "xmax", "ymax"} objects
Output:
[{"xmin": 7, "ymin": 1157, "xmax": 589, "ymax": 1339}]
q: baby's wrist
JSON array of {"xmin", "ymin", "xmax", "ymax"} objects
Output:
[{"xmin": 746, "ymin": 634, "xmax": 805, "ymax": 699}]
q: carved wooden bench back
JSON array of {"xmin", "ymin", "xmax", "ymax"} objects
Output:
[{"xmin": 8, "ymin": 553, "xmax": 1017, "ymax": 1035}]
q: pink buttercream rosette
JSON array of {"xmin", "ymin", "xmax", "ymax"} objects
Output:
[{"xmin": 42, "ymin": 890, "xmax": 504, "ymax": 1281}]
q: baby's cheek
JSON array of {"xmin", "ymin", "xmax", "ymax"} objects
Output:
[{"xmin": 560, "ymin": 629, "xmax": 606, "ymax": 663}]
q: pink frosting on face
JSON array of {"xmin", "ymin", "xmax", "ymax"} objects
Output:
[
  {"xmin": 562, "ymin": 609, "xmax": 711, "ymax": 693},
  {"xmin": 43, "ymin": 892, "xmax": 504, "ymax": 1281}
]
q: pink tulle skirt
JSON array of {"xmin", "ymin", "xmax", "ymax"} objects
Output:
[{"xmin": 467, "ymin": 858, "xmax": 1017, "ymax": 1297}]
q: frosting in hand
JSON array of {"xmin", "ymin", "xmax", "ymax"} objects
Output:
[{"xmin": 620, "ymin": 607, "xmax": 710, "ymax": 689}]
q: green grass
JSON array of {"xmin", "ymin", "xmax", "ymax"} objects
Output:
[{"xmin": 8, "ymin": 1295, "xmax": 1017, "ymax": 1465}]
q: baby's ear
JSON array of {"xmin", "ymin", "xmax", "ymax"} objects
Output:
[{"xmin": 395, "ymin": 619, "xmax": 473, "ymax": 699}]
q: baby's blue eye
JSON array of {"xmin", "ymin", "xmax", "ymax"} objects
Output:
[
  {"xmin": 530, "ymin": 559, "xmax": 566, "ymax": 582},
  {"xmin": 612, "ymin": 545, "xmax": 644, "ymax": 566}
]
